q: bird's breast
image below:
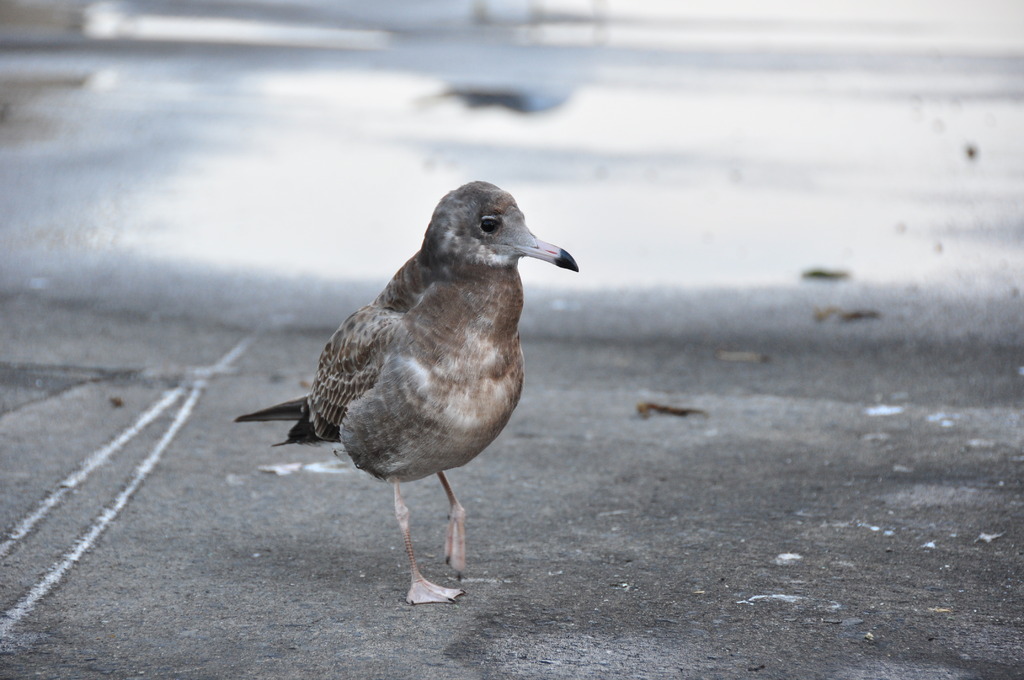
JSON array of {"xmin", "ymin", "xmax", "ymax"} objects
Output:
[{"xmin": 399, "ymin": 331, "xmax": 523, "ymax": 434}]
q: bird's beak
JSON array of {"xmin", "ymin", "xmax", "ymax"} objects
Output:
[{"xmin": 516, "ymin": 237, "xmax": 579, "ymax": 272}]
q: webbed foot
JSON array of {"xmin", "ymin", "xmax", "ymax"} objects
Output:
[{"xmin": 406, "ymin": 578, "xmax": 465, "ymax": 605}]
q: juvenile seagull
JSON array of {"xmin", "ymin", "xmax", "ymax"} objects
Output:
[{"xmin": 236, "ymin": 181, "xmax": 578, "ymax": 604}]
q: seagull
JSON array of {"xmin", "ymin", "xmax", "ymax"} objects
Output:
[{"xmin": 236, "ymin": 181, "xmax": 578, "ymax": 604}]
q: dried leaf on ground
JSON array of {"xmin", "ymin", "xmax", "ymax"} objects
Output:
[
  {"xmin": 636, "ymin": 402, "xmax": 709, "ymax": 419},
  {"xmin": 814, "ymin": 306, "xmax": 881, "ymax": 322},
  {"xmin": 802, "ymin": 269, "xmax": 850, "ymax": 280}
]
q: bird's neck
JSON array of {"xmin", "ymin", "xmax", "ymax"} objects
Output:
[
  {"xmin": 377, "ymin": 253, "xmax": 525, "ymax": 342},
  {"xmin": 415, "ymin": 263, "xmax": 524, "ymax": 342}
]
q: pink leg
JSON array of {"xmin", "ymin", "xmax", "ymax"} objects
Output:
[
  {"xmin": 393, "ymin": 481, "xmax": 464, "ymax": 605},
  {"xmin": 437, "ymin": 471, "xmax": 467, "ymax": 577}
]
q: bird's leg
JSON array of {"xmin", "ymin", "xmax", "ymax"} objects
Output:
[
  {"xmin": 437, "ymin": 471, "xmax": 467, "ymax": 577},
  {"xmin": 393, "ymin": 481, "xmax": 465, "ymax": 605}
]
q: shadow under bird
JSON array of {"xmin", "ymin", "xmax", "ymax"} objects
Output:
[{"xmin": 236, "ymin": 181, "xmax": 578, "ymax": 604}]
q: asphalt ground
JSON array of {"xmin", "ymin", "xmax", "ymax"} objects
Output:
[{"xmin": 0, "ymin": 266, "xmax": 1021, "ymax": 679}]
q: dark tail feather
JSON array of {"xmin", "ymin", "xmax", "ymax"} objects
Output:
[
  {"xmin": 278, "ymin": 418, "xmax": 319, "ymax": 446},
  {"xmin": 235, "ymin": 398, "xmax": 307, "ymax": 423},
  {"xmin": 236, "ymin": 397, "xmax": 325, "ymax": 446}
]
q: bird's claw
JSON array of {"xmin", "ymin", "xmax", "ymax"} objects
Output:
[{"xmin": 406, "ymin": 578, "xmax": 465, "ymax": 605}]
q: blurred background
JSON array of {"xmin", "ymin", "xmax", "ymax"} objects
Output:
[{"xmin": 1, "ymin": 0, "xmax": 1022, "ymax": 294}]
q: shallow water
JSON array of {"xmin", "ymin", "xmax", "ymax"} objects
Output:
[{"xmin": 1, "ymin": 0, "xmax": 1022, "ymax": 292}]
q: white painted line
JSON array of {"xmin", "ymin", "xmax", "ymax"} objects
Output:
[
  {"xmin": 0, "ymin": 386, "xmax": 186, "ymax": 560},
  {"xmin": 0, "ymin": 334, "xmax": 256, "ymax": 643},
  {"xmin": 191, "ymin": 333, "xmax": 257, "ymax": 379},
  {"xmin": 0, "ymin": 382, "xmax": 204, "ymax": 641}
]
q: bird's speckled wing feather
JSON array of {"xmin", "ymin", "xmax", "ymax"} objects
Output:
[
  {"xmin": 307, "ymin": 304, "xmax": 402, "ymax": 441},
  {"xmin": 306, "ymin": 255, "xmax": 427, "ymax": 441}
]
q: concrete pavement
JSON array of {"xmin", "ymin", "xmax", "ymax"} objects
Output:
[{"xmin": 1, "ymin": 270, "xmax": 1021, "ymax": 679}]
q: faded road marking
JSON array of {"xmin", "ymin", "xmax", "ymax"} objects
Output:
[
  {"xmin": 0, "ymin": 333, "xmax": 256, "ymax": 645},
  {"xmin": 0, "ymin": 387, "xmax": 186, "ymax": 560}
]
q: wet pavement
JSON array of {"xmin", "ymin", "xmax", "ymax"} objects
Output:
[{"xmin": 1, "ymin": 2, "xmax": 1023, "ymax": 678}]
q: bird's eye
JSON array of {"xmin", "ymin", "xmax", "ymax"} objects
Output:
[{"xmin": 480, "ymin": 216, "xmax": 501, "ymax": 233}]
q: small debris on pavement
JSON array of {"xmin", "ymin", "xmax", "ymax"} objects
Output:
[
  {"xmin": 975, "ymin": 532, "xmax": 1004, "ymax": 543},
  {"xmin": 862, "ymin": 432, "xmax": 892, "ymax": 441},
  {"xmin": 636, "ymin": 402, "xmax": 709, "ymax": 419},
  {"xmin": 927, "ymin": 412, "xmax": 960, "ymax": 427},
  {"xmin": 258, "ymin": 463, "xmax": 304, "ymax": 475},
  {"xmin": 774, "ymin": 553, "xmax": 803, "ymax": 565},
  {"xmin": 258, "ymin": 461, "xmax": 350, "ymax": 475},
  {"xmin": 714, "ymin": 349, "xmax": 770, "ymax": 363},
  {"xmin": 109, "ymin": 396, "xmax": 124, "ymax": 408},
  {"xmin": 929, "ymin": 607, "xmax": 953, "ymax": 613},
  {"xmin": 303, "ymin": 460, "xmax": 350, "ymax": 474},
  {"xmin": 840, "ymin": 309, "xmax": 881, "ymax": 321},
  {"xmin": 814, "ymin": 306, "xmax": 881, "ymax": 322},
  {"xmin": 437, "ymin": 87, "xmax": 568, "ymax": 114},
  {"xmin": 736, "ymin": 594, "xmax": 805, "ymax": 605},
  {"xmin": 864, "ymin": 405, "xmax": 904, "ymax": 416},
  {"xmin": 802, "ymin": 269, "xmax": 850, "ymax": 280}
]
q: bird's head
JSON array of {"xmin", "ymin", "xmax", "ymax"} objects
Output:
[{"xmin": 422, "ymin": 181, "xmax": 578, "ymax": 275}]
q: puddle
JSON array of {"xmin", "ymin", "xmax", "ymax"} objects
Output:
[
  {"xmin": 3, "ymin": 2, "xmax": 1023, "ymax": 292},
  {"xmin": 97, "ymin": 63, "xmax": 1024, "ymax": 291}
]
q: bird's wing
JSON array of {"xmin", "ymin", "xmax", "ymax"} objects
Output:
[{"xmin": 308, "ymin": 304, "xmax": 403, "ymax": 441}]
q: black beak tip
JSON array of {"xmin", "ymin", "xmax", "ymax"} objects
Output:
[{"xmin": 555, "ymin": 249, "xmax": 579, "ymax": 273}]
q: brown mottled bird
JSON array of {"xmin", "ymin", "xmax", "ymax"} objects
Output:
[{"xmin": 236, "ymin": 181, "xmax": 578, "ymax": 604}]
